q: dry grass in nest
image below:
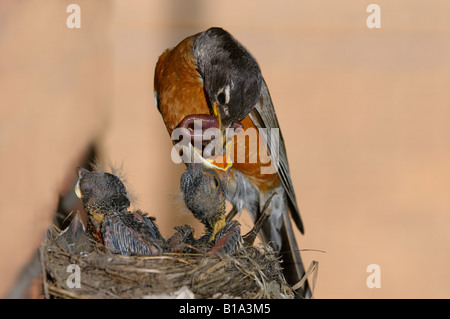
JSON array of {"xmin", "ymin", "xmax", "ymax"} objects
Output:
[{"xmin": 40, "ymin": 225, "xmax": 294, "ymax": 299}]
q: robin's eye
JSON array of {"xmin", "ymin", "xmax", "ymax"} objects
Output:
[
  {"xmin": 217, "ymin": 92, "xmax": 226, "ymax": 104},
  {"xmin": 216, "ymin": 85, "xmax": 230, "ymax": 105}
]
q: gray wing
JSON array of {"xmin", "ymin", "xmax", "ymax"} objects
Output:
[
  {"xmin": 102, "ymin": 212, "xmax": 162, "ymax": 256},
  {"xmin": 249, "ymin": 79, "xmax": 304, "ymax": 234}
]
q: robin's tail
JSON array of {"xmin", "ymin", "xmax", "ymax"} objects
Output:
[
  {"xmin": 278, "ymin": 209, "xmax": 312, "ymax": 298},
  {"xmin": 259, "ymin": 192, "xmax": 312, "ymax": 299},
  {"xmin": 226, "ymin": 172, "xmax": 312, "ymax": 297}
]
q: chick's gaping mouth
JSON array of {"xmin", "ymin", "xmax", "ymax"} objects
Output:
[{"xmin": 176, "ymin": 114, "xmax": 243, "ymax": 170}]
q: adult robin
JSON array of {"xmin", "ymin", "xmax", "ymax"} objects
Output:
[
  {"xmin": 75, "ymin": 167, "xmax": 165, "ymax": 256},
  {"xmin": 154, "ymin": 27, "xmax": 310, "ymax": 297}
]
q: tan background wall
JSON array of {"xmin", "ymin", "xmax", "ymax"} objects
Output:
[{"xmin": 1, "ymin": 0, "xmax": 449, "ymax": 298}]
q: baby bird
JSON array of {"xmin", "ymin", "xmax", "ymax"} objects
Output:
[
  {"xmin": 180, "ymin": 163, "xmax": 241, "ymax": 254},
  {"xmin": 75, "ymin": 167, "xmax": 164, "ymax": 256}
]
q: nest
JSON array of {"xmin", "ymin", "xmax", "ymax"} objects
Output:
[{"xmin": 40, "ymin": 224, "xmax": 294, "ymax": 299}]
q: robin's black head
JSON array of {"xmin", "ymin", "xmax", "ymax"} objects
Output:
[
  {"xmin": 75, "ymin": 167, "xmax": 130, "ymax": 212},
  {"xmin": 180, "ymin": 163, "xmax": 226, "ymax": 227},
  {"xmin": 193, "ymin": 27, "xmax": 262, "ymax": 130}
]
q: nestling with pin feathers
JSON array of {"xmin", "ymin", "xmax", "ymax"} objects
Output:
[
  {"xmin": 75, "ymin": 166, "xmax": 165, "ymax": 256},
  {"xmin": 179, "ymin": 163, "xmax": 242, "ymax": 255},
  {"xmin": 178, "ymin": 163, "xmax": 272, "ymax": 254},
  {"xmin": 72, "ymin": 163, "xmax": 269, "ymax": 256}
]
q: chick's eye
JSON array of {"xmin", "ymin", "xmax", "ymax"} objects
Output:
[{"xmin": 217, "ymin": 92, "xmax": 226, "ymax": 104}]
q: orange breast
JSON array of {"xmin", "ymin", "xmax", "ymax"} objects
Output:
[
  {"xmin": 230, "ymin": 116, "xmax": 280, "ymax": 193},
  {"xmin": 154, "ymin": 36, "xmax": 210, "ymax": 135}
]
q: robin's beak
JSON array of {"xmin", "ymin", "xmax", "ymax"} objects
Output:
[
  {"xmin": 208, "ymin": 102, "xmax": 234, "ymax": 171},
  {"xmin": 212, "ymin": 102, "xmax": 224, "ymax": 133}
]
